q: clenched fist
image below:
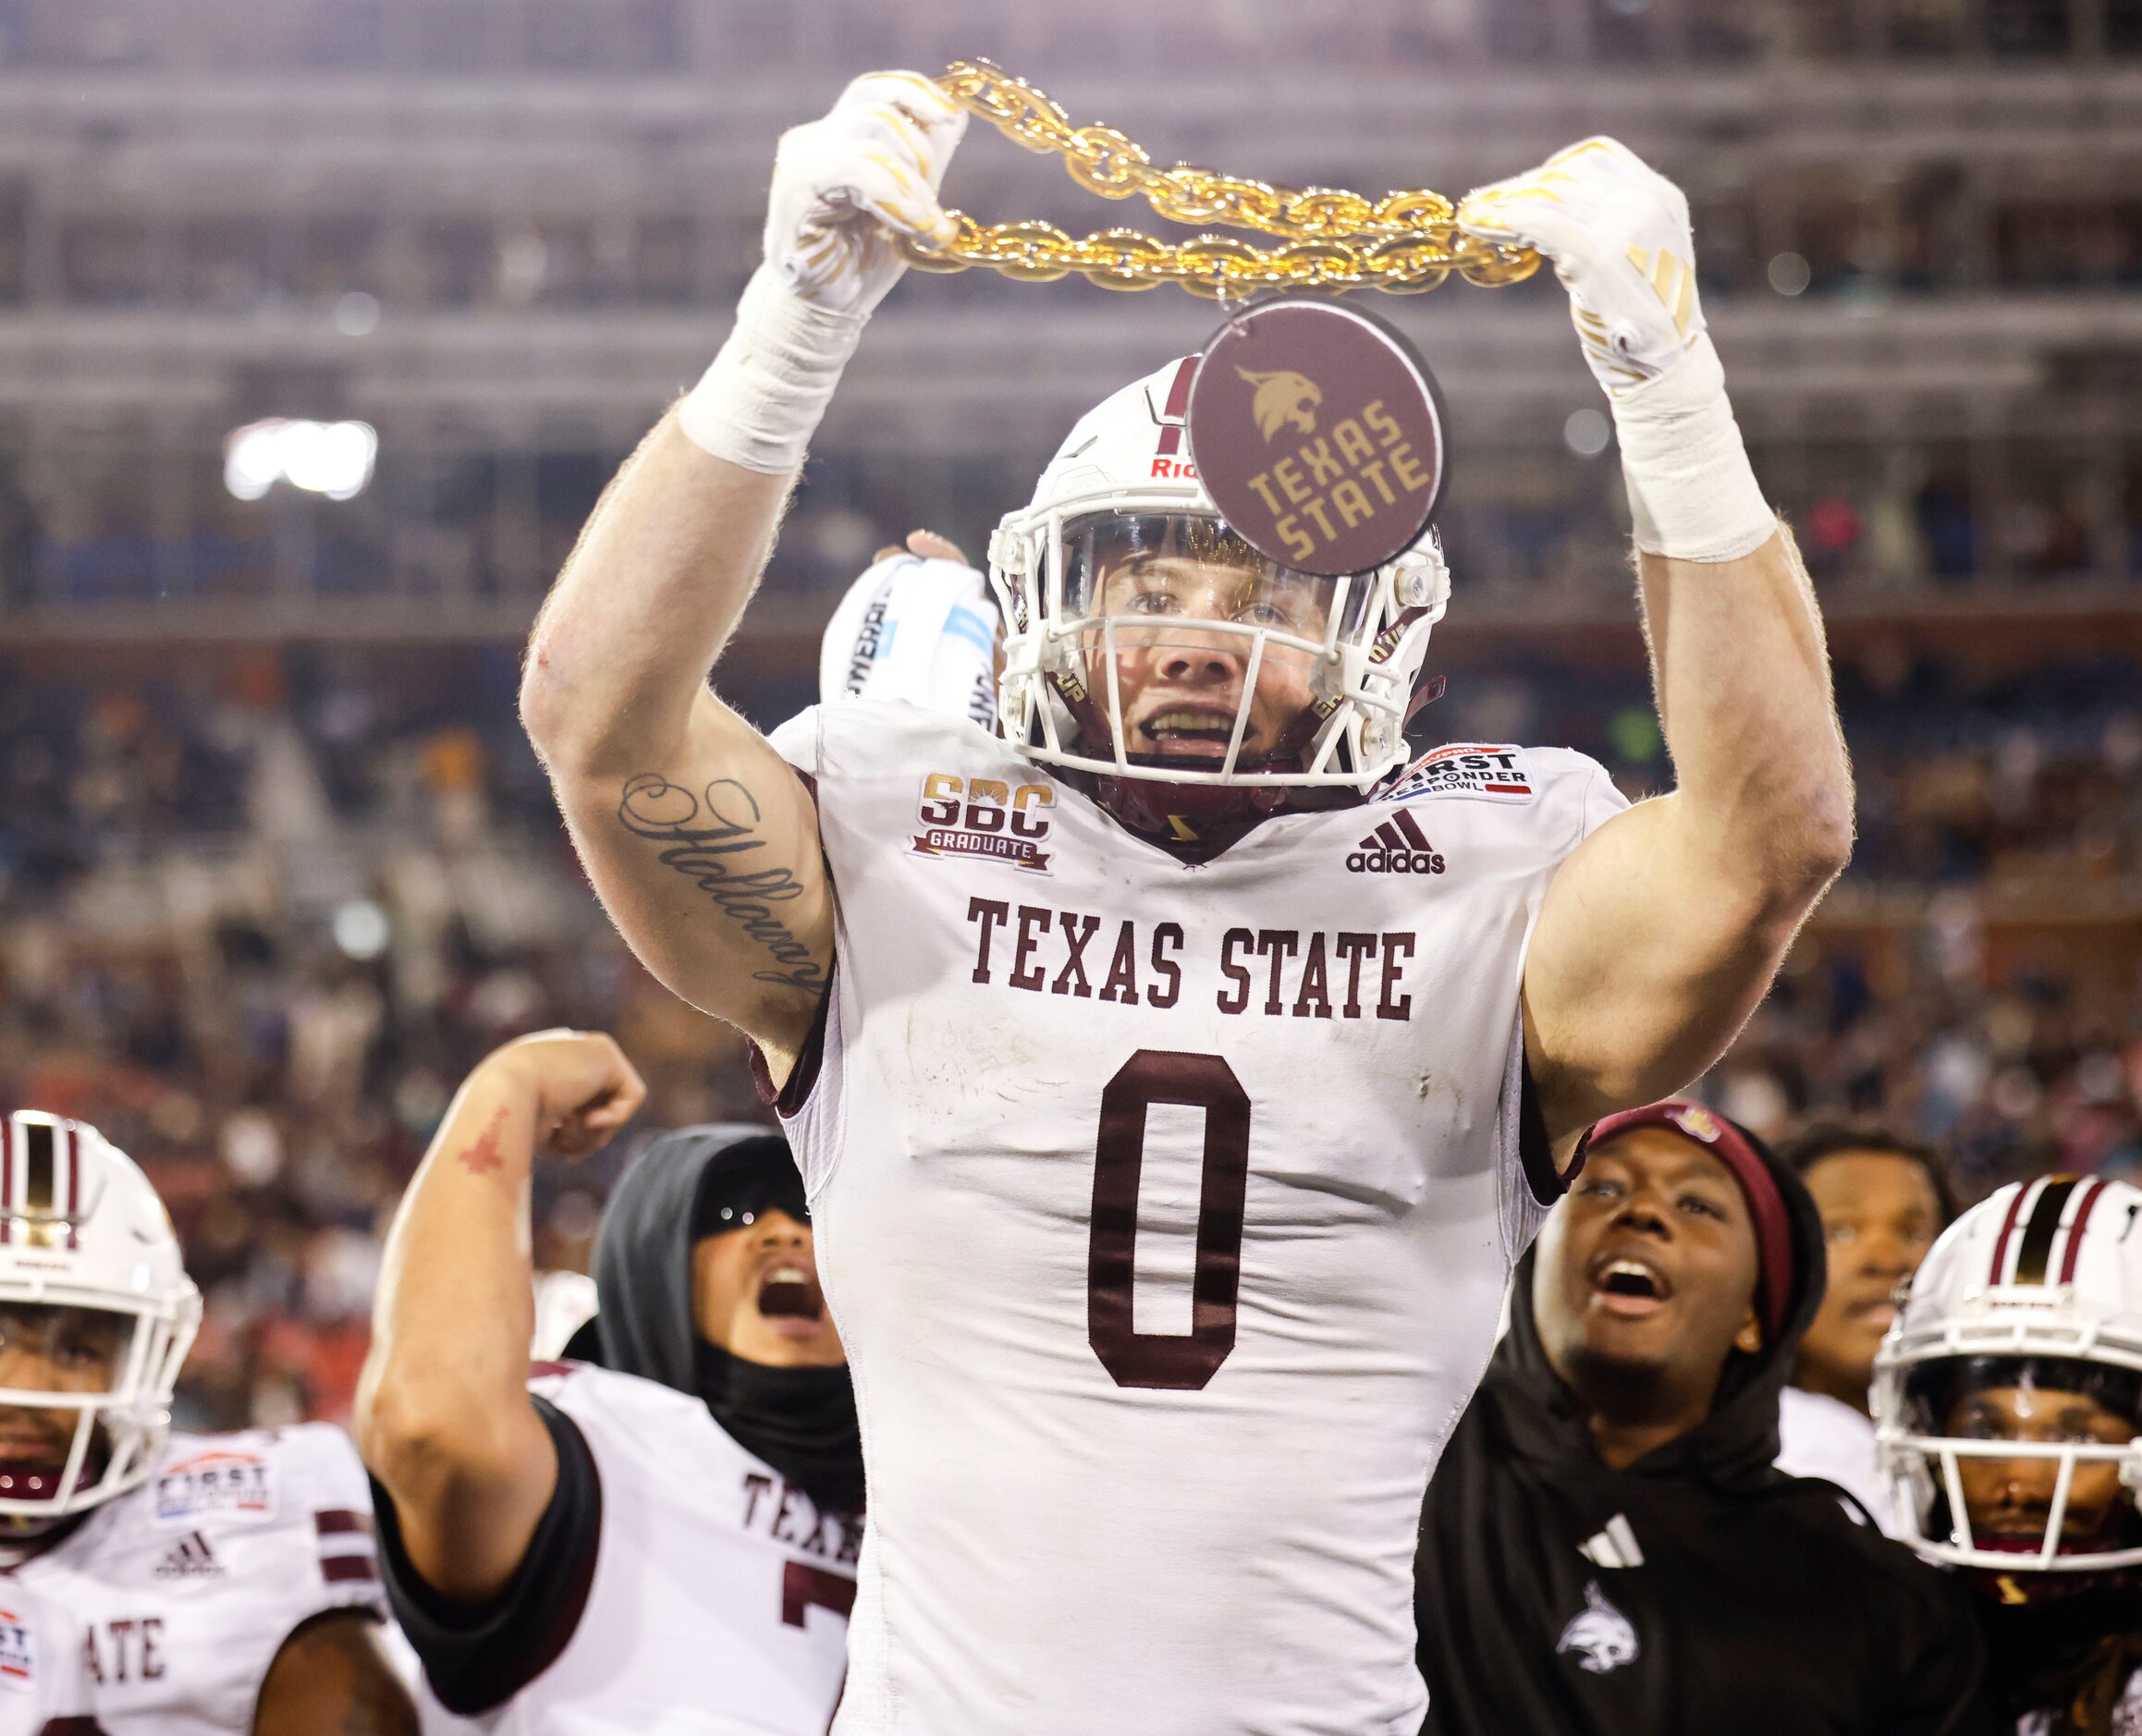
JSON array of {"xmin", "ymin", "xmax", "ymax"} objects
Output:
[{"xmin": 477, "ymin": 1030, "xmax": 646, "ymax": 1160}]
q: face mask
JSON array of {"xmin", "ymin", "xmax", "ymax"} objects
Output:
[{"xmin": 692, "ymin": 1338, "xmax": 863, "ymax": 1516}]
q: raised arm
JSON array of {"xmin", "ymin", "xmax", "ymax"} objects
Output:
[
  {"xmin": 354, "ymin": 1032, "xmax": 644, "ymax": 1605},
  {"xmin": 1459, "ymin": 141, "xmax": 1854, "ymax": 1147},
  {"xmin": 518, "ymin": 72, "xmax": 965, "ymax": 1077}
]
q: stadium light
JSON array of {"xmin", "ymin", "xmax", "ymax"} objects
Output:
[{"xmin": 224, "ymin": 418, "xmax": 378, "ymax": 503}]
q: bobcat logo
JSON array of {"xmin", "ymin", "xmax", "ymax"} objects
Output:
[
  {"xmin": 1556, "ymin": 1581, "xmax": 1639, "ymax": 1675},
  {"xmin": 1236, "ymin": 367, "xmax": 1322, "ymax": 440}
]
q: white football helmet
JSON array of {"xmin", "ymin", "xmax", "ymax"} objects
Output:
[
  {"xmin": 818, "ymin": 549, "xmax": 998, "ymax": 729},
  {"xmin": 986, "ymin": 355, "xmax": 1450, "ymax": 795},
  {"xmin": 0, "ymin": 1112, "xmax": 202, "ymax": 1522},
  {"xmin": 1872, "ymin": 1174, "xmax": 2142, "ymax": 1577}
]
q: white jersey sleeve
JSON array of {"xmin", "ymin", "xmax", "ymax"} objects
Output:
[
  {"xmin": 11, "ymin": 1424, "xmax": 387, "ymax": 1736},
  {"xmin": 765, "ymin": 703, "xmax": 1622, "ymax": 1736},
  {"xmin": 1775, "ymin": 1386, "xmax": 1902, "ymax": 1535},
  {"xmin": 0, "ymin": 1581, "xmax": 95, "ymax": 1734}
]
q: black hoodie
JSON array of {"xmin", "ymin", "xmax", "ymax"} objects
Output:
[
  {"xmin": 1415, "ymin": 1133, "xmax": 1995, "ymax": 1736},
  {"xmin": 589, "ymin": 1123, "xmax": 863, "ymax": 1513}
]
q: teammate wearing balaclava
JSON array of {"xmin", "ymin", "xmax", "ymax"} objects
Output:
[{"xmin": 357, "ymin": 1032, "xmax": 863, "ymax": 1732}]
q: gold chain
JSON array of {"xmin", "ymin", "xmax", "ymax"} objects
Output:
[{"xmin": 899, "ymin": 60, "xmax": 1541, "ymax": 299}]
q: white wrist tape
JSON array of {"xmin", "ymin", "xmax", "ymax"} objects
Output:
[
  {"xmin": 678, "ymin": 265, "xmax": 866, "ymax": 474},
  {"xmin": 1611, "ymin": 334, "xmax": 1777, "ymax": 563}
]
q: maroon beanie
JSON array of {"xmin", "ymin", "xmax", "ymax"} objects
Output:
[{"xmin": 1585, "ymin": 1099, "xmax": 1795, "ymax": 1341}]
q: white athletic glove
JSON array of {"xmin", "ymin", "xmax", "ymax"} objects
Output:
[
  {"xmin": 819, "ymin": 537, "xmax": 999, "ymax": 727},
  {"xmin": 1459, "ymin": 138, "xmax": 1776, "ymax": 564},
  {"xmin": 680, "ymin": 72, "xmax": 968, "ymax": 473}
]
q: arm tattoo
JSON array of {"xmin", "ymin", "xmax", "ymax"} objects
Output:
[
  {"xmin": 617, "ymin": 774, "xmax": 828, "ymax": 996},
  {"xmin": 455, "ymin": 1106, "xmax": 509, "ymax": 1177}
]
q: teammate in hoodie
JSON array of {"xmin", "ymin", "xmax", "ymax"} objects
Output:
[
  {"xmin": 1875, "ymin": 1175, "xmax": 2142, "ymax": 1735},
  {"xmin": 1415, "ymin": 1098, "xmax": 1992, "ymax": 1736},
  {"xmin": 358, "ymin": 1032, "xmax": 863, "ymax": 1732}
]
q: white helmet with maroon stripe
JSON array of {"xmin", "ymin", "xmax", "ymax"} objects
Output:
[
  {"xmin": 985, "ymin": 355, "xmax": 1450, "ymax": 797},
  {"xmin": 1872, "ymin": 1174, "xmax": 2142, "ymax": 1578},
  {"xmin": 0, "ymin": 1112, "xmax": 202, "ymax": 1522}
]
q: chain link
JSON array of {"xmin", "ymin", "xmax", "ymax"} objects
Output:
[{"xmin": 899, "ymin": 60, "xmax": 1541, "ymax": 299}]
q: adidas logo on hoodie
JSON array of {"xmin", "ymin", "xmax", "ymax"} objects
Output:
[{"xmin": 1346, "ymin": 807, "xmax": 1446, "ymax": 875}]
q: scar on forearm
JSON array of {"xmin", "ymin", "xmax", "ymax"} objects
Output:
[
  {"xmin": 616, "ymin": 774, "xmax": 829, "ymax": 996},
  {"xmin": 456, "ymin": 1106, "xmax": 509, "ymax": 1176}
]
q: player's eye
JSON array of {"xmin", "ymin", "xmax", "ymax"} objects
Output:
[{"xmin": 1678, "ymin": 1194, "xmax": 1722, "ymax": 1220}]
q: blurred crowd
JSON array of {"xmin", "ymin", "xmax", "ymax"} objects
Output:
[
  {"xmin": 0, "ymin": 644, "xmax": 2135, "ymax": 1432},
  {"xmin": 0, "ymin": 651, "xmax": 771, "ymax": 1431}
]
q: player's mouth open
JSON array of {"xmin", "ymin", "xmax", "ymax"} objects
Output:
[
  {"xmin": 1137, "ymin": 707, "xmax": 1241, "ymax": 758},
  {"xmin": 756, "ymin": 1263, "xmax": 826, "ymax": 1326},
  {"xmin": 1588, "ymin": 1253, "xmax": 1671, "ymax": 1318}
]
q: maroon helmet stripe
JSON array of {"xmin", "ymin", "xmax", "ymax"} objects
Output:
[
  {"xmin": 1987, "ymin": 1180, "xmax": 2033, "ymax": 1284},
  {"xmin": 1161, "ymin": 356, "xmax": 1197, "ymax": 422},
  {"xmin": 0, "ymin": 1119, "xmax": 11, "ymax": 1245},
  {"xmin": 1157, "ymin": 423, "xmax": 1182, "ymax": 457},
  {"xmin": 321, "ymin": 1555, "xmax": 379, "ymax": 1583},
  {"xmin": 2013, "ymin": 1176, "xmax": 2079, "ymax": 1285},
  {"xmin": 22, "ymin": 1120, "xmax": 52, "ymax": 1214},
  {"xmin": 64, "ymin": 1123, "xmax": 80, "ymax": 1249},
  {"xmin": 1390, "ymin": 808, "xmax": 1433, "ymax": 851},
  {"xmin": 2058, "ymin": 1178, "xmax": 2111, "ymax": 1285}
]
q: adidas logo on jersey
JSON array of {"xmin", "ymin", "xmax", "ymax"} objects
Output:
[
  {"xmin": 153, "ymin": 1530, "xmax": 225, "ymax": 1580},
  {"xmin": 1345, "ymin": 808, "xmax": 1445, "ymax": 875}
]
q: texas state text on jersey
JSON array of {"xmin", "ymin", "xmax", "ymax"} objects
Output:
[
  {"xmin": 5, "ymin": 1423, "xmax": 385, "ymax": 1736},
  {"xmin": 763, "ymin": 700, "xmax": 1626, "ymax": 1736}
]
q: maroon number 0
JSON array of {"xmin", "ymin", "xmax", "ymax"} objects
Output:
[{"xmin": 1086, "ymin": 1049, "xmax": 1252, "ymax": 1390}]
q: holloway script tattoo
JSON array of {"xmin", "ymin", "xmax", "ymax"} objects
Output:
[{"xmin": 618, "ymin": 774, "xmax": 829, "ymax": 996}]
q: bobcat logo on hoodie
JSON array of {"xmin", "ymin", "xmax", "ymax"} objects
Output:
[{"xmin": 1556, "ymin": 1581, "xmax": 1639, "ymax": 1675}]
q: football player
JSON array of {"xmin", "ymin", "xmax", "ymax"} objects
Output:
[
  {"xmin": 357, "ymin": 1031, "xmax": 862, "ymax": 1730},
  {"xmin": 1876, "ymin": 1176, "xmax": 2142, "ymax": 1733},
  {"xmin": 0, "ymin": 1110, "xmax": 416, "ymax": 1734},
  {"xmin": 518, "ymin": 74, "xmax": 1854, "ymax": 1732}
]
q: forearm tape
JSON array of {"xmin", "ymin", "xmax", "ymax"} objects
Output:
[
  {"xmin": 679, "ymin": 265, "xmax": 865, "ymax": 474},
  {"xmin": 1612, "ymin": 335, "xmax": 1778, "ymax": 564}
]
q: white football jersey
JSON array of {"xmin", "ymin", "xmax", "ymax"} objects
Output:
[
  {"xmin": 1775, "ymin": 1387, "xmax": 1900, "ymax": 1536},
  {"xmin": 766, "ymin": 702, "xmax": 1624, "ymax": 1736},
  {"xmin": 0, "ymin": 1580, "xmax": 95, "ymax": 1733},
  {"xmin": 3, "ymin": 1424, "xmax": 386, "ymax": 1735},
  {"xmin": 416, "ymin": 1363, "xmax": 856, "ymax": 1734}
]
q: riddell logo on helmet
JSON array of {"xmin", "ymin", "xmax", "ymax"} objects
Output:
[{"xmin": 1346, "ymin": 808, "xmax": 1446, "ymax": 875}]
